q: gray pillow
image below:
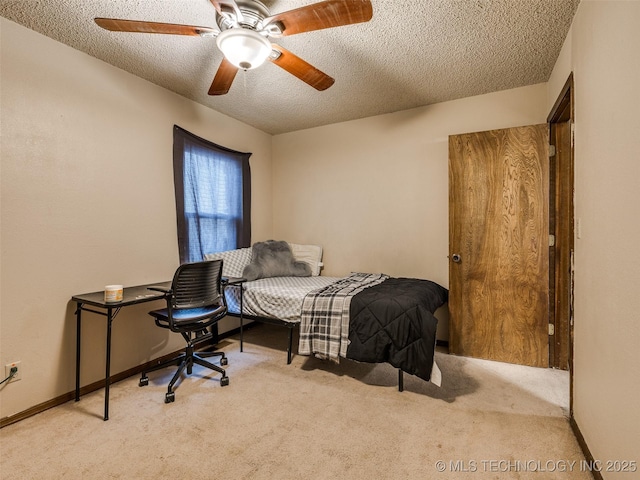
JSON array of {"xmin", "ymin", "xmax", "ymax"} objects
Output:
[{"xmin": 243, "ymin": 240, "xmax": 312, "ymax": 281}]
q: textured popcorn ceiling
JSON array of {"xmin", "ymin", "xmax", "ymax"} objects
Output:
[{"xmin": 0, "ymin": 0, "xmax": 579, "ymax": 135}]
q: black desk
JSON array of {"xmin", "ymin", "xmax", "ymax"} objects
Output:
[{"xmin": 72, "ymin": 282, "xmax": 170, "ymax": 421}]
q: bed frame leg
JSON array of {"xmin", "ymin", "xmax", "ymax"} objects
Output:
[
  {"xmin": 398, "ymin": 369, "xmax": 404, "ymax": 392},
  {"xmin": 287, "ymin": 327, "xmax": 293, "ymax": 364}
]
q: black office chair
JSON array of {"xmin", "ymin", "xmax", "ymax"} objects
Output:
[{"xmin": 139, "ymin": 259, "xmax": 229, "ymax": 403}]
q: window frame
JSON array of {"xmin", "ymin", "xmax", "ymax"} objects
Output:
[{"xmin": 172, "ymin": 125, "xmax": 251, "ymax": 264}]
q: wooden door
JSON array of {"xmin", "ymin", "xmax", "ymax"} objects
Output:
[{"xmin": 449, "ymin": 125, "xmax": 549, "ymax": 367}]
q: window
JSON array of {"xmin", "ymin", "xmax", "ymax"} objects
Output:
[{"xmin": 173, "ymin": 125, "xmax": 251, "ymax": 264}]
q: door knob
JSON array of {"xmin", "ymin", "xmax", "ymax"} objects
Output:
[{"xmin": 451, "ymin": 253, "xmax": 462, "ymax": 263}]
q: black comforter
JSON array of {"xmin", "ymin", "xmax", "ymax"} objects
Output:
[{"xmin": 346, "ymin": 277, "xmax": 448, "ymax": 382}]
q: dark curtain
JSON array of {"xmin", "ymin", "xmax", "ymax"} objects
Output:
[{"xmin": 173, "ymin": 125, "xmax": 251, "ymax": 264}]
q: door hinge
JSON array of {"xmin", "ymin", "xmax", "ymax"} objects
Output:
[
  {"xmin": 549, "ymin": 234, "xmax": 556, "ymax": 247},
  {"xmin": 549, "ymin": 323, "xmax": 555, "ymax": 335},
  {"xmin": 571, "ymin": 123, "xmax": 575, "ymax": 148},
  {"xmin": 549, "ymin": 144, "xmax": 556, "ymax": 157}
]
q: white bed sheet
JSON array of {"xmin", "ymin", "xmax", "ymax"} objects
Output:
[{"xmin": 225, "ymin": 276, "xmax": 342, "ymax": 323}]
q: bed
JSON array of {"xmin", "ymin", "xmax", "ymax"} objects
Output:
[{"xmin": 206, "ymin": 242, "xmax": 448, "ymax": 387}]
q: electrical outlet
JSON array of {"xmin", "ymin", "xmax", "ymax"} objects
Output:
[{"xmin": 5, "ymin": 361, "xmax": 21, "ymax": 382}]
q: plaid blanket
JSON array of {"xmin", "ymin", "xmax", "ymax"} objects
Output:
[{"xmin": 298, "ymin": 273, "xmax": 389, "ymax": 361}]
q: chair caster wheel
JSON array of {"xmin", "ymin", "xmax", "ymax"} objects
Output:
[
  {"xmin": 165, "ymin": 392, "xmax": 175, "ymax": 403},
  {"xmin": 220, "ymin": 357, "xmax": 228, "ymax": 366},
  {"xmin": 220, "ymin": 376, "xmax": 230, "ymax": 387},
  {"xmin": 139, "ymin": 376, "xmax": 149, "ymax": 387}
]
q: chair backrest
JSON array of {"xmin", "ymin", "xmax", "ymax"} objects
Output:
[{"xmin": 170, "ymin": 259, "xmax": 224, "ymax": 310}]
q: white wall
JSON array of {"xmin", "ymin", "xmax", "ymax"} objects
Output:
[
  {"xmin": 0, "ymin": 19, "xmax": 272, "ymax": 419},
  {"xmin": 546, "ymin": 1, "xmax": 640, "ymax": 475},
  {"xmin": 272, "ymin": 84, "xmax": 549, "ymax": 286}
]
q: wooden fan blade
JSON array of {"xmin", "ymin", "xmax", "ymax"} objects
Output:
[
  {"xmin": 208, "ymin": 58, "xmax": 239, "ymax": 95},
  {"xmin": 209, "ymin": 0, "xmax": 244, "ymax": 22},
  {"xmin": 262, "ymin": 0, "xmax": 373, "ymax": 37},
  {"xmin": 269, "ymin": 44, "xmax": 335, "ymax": 91},
  {"xmin": 95, "ymin": 18, "xmax": 217, "ymax": 36}
]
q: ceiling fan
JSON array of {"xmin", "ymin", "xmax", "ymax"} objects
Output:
[{"xmin": 94, "ymin": 0, "xmax": 373, "ymax": 95}]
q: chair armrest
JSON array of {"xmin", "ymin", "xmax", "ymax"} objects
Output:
[
  {"xmin": 222, "ymin": 277, "xmax": 247, "ymax": 286},
  {"xmin": 148, "ymin": 286, "xmax": 172, "ymax": 295}
]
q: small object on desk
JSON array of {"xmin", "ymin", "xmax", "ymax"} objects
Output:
[{"xmin": 104, "ymin": 285, "xmax": 123, "ymax": 302}]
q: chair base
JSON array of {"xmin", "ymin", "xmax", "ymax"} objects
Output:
[{"xmin": 140, "ymin": 338, "xmax": 229, "ymax": 403}]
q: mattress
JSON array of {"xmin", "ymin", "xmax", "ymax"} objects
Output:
[{"xmin": 224, "ymin": 276, "xmax": 342, "ymax": 323}]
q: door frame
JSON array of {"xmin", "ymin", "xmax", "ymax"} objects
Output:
[{"xmin": 547, "ymin": 73, "xmax": 575, "ymax": 407}]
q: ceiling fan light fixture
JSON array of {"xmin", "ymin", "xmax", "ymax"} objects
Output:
[{"xmin": 216, "ymin": 28, "xmax": 271, "ymax": 70}]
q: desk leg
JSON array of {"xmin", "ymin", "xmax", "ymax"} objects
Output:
[
  {"xmin": 104, "ymin": 307, "xmax": 113, "ymax": 421},
  {"xmin": 75, "ymin": 303, "xmax": 82, "ymax": 402}
]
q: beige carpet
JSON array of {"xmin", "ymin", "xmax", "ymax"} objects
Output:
[{"xmin": 0, "ymin": 323, "xmax": 590, "ymax": 480}]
